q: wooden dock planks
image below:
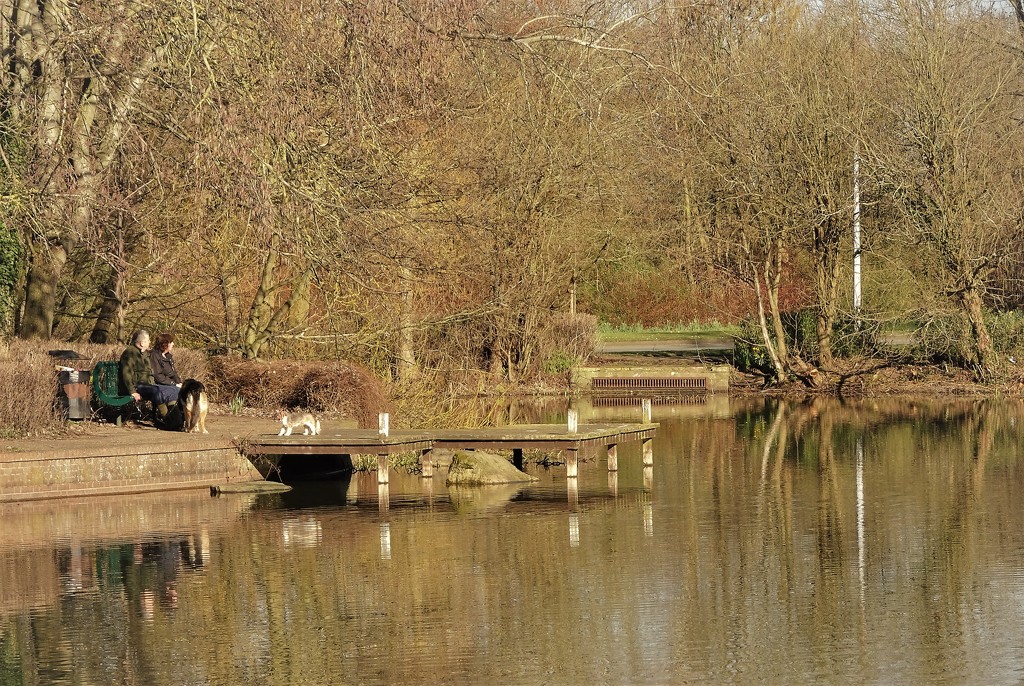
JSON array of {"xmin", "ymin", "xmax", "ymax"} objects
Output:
[{"xmin": 243, "ymin": 422, "xmax": 658, "ymax": 483}]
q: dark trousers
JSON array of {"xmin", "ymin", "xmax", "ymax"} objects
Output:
[{"xmin": 136, "ymin": 383, "xmax": 180, "ymax": 406}]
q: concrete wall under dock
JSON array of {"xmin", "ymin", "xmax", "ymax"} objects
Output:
[
  {"xmin": 0, "ymin": 436, "xmax": 262, "ymax": 502},
  {"xmin": 572, "ymin": 363, "xmax": 731, "ymax": 393}
]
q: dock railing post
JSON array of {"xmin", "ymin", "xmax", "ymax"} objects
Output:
[
  {"xmin": 420, "ymin": 448, "xmax": 433, "ymax": 478},
  {"xmin": 378, "ymin": 412, "xmax": 390, "ymax": 437},
  {"xmin": 565, "ymin": 448, "xmax": 579, "ymax": 478},
  {"xmin": 641, "ymin": 398, "xmax": 652, "ymax": 423},
  {"xmin": 567, "ymin": 408, "xmax": 578, "ymax": 434}
]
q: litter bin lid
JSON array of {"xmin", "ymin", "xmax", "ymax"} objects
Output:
[{"xmin": 48, "ymin": 349, "xmax": 89, "ymax": 360}]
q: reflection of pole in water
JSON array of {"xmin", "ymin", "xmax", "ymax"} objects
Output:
[
  {"xmin": 567, "ymin": 477, "xmax": 579, "ymax": 509},
  {"xmin": 380, "ymin": 522, "xmax": 392, "ymax": 561},
  {"xmin": 643, "ymin": 502, "xmax": 653, "ymax": 537},
  {"xmin": 422, "ymin": 473, "xmax": 434, "ymax": 505},
  {"xmin": 200, "ymin": 528, "xmax": 210, "ymax": 565},
  {"xmin": 569, "ymin": 514, "xmax": 580, "ymax": 548},
  {"xmin": 378, "ymin": 483, "xmax": 390, "ymax": 514},
  {"xmin": 856, "ymin": 436, "xmax": 865, "ymax": 599}
]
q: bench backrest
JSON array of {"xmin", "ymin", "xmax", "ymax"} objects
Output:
[{"xmin": 92, "ymin": 360, "xmax": 135, "ymax": 407}]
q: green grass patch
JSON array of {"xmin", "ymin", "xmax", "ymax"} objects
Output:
[{"xmin": 597, "ymin": 321, "xmax": 740, "ymax": 341}]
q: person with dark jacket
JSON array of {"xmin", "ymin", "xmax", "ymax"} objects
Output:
[
  {"xmin": 150, "ymin": 332, "xmax": 182, "ymax": 387},
  {"xmin": 120, "ymin": 329, "xmax": 179, "ymax": 421}
]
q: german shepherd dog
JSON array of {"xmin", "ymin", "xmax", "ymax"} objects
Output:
[{"xmin": 178, "ymin": 378, "xmax": 209, "ymax": 433}]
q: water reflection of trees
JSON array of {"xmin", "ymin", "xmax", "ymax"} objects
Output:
[
  {"xmin": 664, "ymin": 396, "xmax": 1024, "ymax": 677},
  {"xmin": 2, "ymin": 398, "xmax": 1024, "ymax": 683}
]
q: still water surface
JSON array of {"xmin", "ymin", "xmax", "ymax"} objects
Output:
[{"xmin": 2, "ymin": 396, "xmax": 1024, "ymax": 685}]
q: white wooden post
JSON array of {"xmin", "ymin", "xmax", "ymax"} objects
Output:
[
  {"xmin": 377, "ymin": 453, "xmax": 389, "ymax": 484},
  {"xmin": 565, "ymin": 448, "xmax": 579, "ymax": 478},
  {"xmin": 641, "ymin": 398, "xmax": 652, "ymax": 423},
  {"xmin": 607, "ymin": 443, "xmax": 618, "ymax": 472},
  {"xmin": 378, "ymin": 412, "xmax": 390, "ymax": 437},
  {"xmin": 642, "ymin": 438, "xmax": 653, "ymax": 466},
  {"xmin": 420, "ymin": 448, "xmax": 433, "ymax": 478},
  {"xmin": 567, "ymin": 408, "xmax": 578, "ymax": 434}
]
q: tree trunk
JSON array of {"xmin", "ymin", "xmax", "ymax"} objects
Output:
[
  {"xmin": 240, "ymin": 240, "xmax": 279, "ymax": 359},
  {"xmin": 89, "ymin": 271, "xmax": 124, "ymax": 343},
  {"xmin": 396, "ymin": 268, "xmax": 418, "ymax": 384},
  {"xmin": 814, "ymin": 218, "xmax": 842, "ymax": 368},
  {"xmin": 961, "ymin": 286, "xmax": 995, "ymax": 381},
  {"xmin": 752, "ymin": 267, "xmax": 787, "ymax": 384},
  {"xmin": 765, "ymin": 244, "xmax": 789, "ymax": 363},
  {"xmin": 18, "ymin": 239, "xmax": 67, "ymax": 339},
  {"xmin": 220, "ymin": 271, "xmax": 240, "ymax": 351}
]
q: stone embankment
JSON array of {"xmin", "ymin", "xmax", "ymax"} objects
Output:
[{"xmin": 0, "ymin": 416, "xmax": 268, "ymax": 502}]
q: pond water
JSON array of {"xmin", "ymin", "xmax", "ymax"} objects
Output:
[{"xmin": 2, "ymin": 395, "xmax": 1024, "ymax": 685}]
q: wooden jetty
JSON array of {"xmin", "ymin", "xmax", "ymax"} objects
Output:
[{"xmin": 244, "ymin": 420, "xmax": 658, "ymax": 484}]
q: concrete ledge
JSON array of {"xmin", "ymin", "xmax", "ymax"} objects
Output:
[{"xmin": 0, "ymin": 441, "xmax": 262, "ymax": 503}]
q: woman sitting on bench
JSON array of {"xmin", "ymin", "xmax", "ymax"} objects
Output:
[{"xmin": 120, "ymin": 329, "xmax": 180, "ymax": 422}]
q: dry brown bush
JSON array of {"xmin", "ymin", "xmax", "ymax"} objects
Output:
[
  {"xmin": 537, "ymin": 312, "xmax": 598, "ymax": 366},
  {"xmin": 206, "ymin": 357, "xmax": 389, "ymax": 428}
]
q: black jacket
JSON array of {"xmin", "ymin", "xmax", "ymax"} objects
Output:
[{"xmin": 150, "ymin": 349, "xmax": 181, "ymax": 385}]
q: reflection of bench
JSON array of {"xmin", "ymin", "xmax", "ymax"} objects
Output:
[{"xmin": 91, "ymin": 360, "xmax": 138, "ymax": 425}]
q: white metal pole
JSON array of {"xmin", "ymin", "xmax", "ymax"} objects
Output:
[{"xmin": 853, "ymin": 152, "xmax": 862, "ymax": 315}]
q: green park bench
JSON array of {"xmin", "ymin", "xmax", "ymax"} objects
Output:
[{"xmin": 90, "ymin": 360, "xmax": 139, "ymax": 425}]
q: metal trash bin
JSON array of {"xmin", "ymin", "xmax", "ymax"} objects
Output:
[
  {"xmin": 50, "ymin": 350, "xmax": 92, "ymax": 420},
  {"xmin": 57, "ymin": 369, "xmax": 92, "ymax": 419}
]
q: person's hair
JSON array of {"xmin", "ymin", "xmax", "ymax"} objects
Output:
[
  {"xmin": 131, "ymin": 329, "xmax": 150, "ymax": 347},
  {"xmin": 154, "ymin": 332, "xmax": 175, "ymax": 351}
]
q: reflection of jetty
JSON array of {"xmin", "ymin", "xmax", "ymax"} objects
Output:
[{"xmin": 244, "ymin": 422, "xmax": 659, "ymax": 484}]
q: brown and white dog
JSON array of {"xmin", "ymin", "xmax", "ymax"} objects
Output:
[{"xmin": 178, "ymin": 378, "xmax": 209, "ymax": 433}]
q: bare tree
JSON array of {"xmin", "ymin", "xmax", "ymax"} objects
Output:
[
  {"xmin": 0, "ymin": 0, "xmax": 186, "ymax": 338},
  {"xmin": 870, "ymin": 0, "xmax": 1024, "ymax": 379}
]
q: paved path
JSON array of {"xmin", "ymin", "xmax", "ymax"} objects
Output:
[
  {"xmin": 0, "ymin": 415, "xmax": 279, "ymax": 456},
  {"xmin": 597, "ymin": 337, "xmax": 733, "ymax": 354}
]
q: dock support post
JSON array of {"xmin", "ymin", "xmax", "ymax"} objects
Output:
[
  {"xmin": 567, "ymin": 408, "xmax": 578, "ymax": 433},
  {"xmin": 512, "ymin": 448, "xmax": 524, "ymax": 471},
  {"xmin": 607, "ymin": 444, "xmax": 618, "ymax": 472},
  {"xmin": 565, "ymin": 447, "xmax": 579, "ymax": 478},
  {"xmin": 378, "ymin": 412, "xmax": 390, "ymax": 437},
  {"xmin": 608, "ymin": 471, "xmax": 618, "ymax": 496},
  {"xmin": 420, "ymin": 448, "xmax": 433, "ymax": 478},
  {"xmin": 642, "ymin": 398, "xmax": 652, "ymax": 423},
  {"xmin": 642, "ymin": 438, "xmax": 653, "ymax": 467},
  {"xmin": 377, "ymin": 453, "xmax": 389, "ymax": 484}
]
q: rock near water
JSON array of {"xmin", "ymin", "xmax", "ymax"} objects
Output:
[{"xmin": 445, "ymin": 450, "xmax": 538, "ymax": 486}]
